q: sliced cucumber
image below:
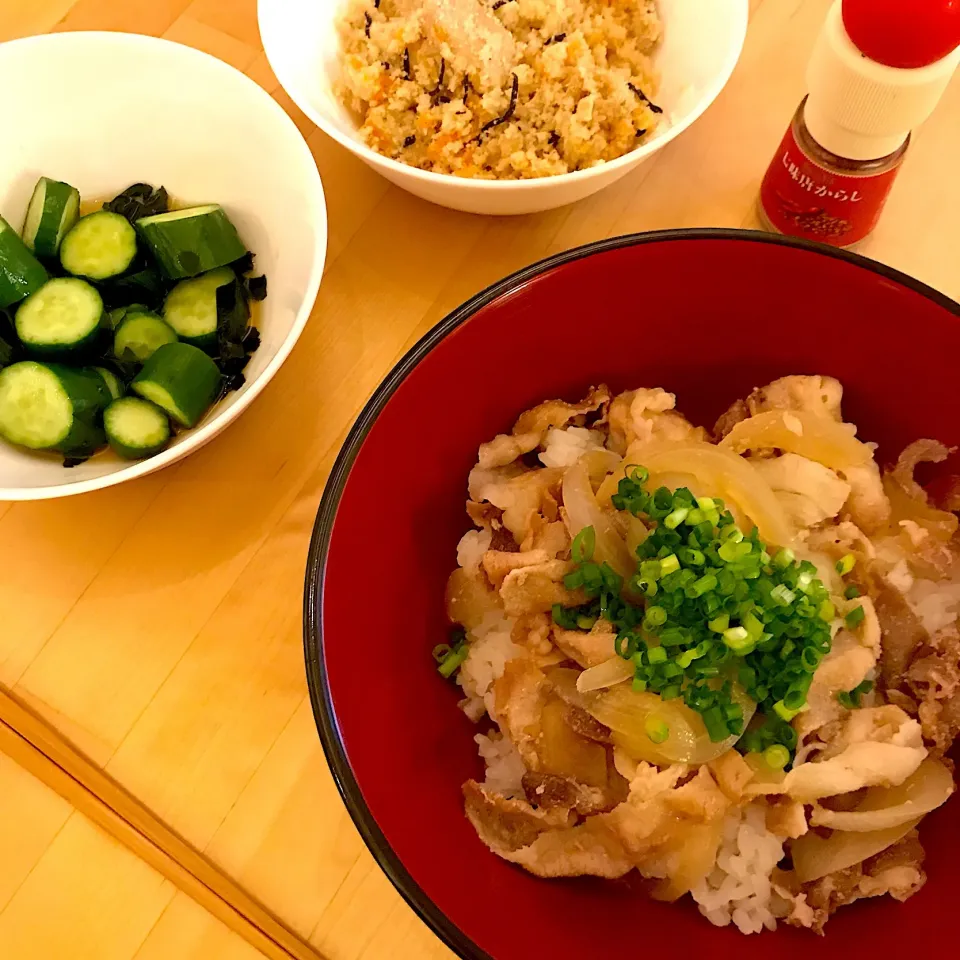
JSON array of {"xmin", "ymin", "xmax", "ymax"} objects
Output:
[
  {"xmin": 132, "ymin": 342, "xmax": 221, "ymax": 428},
  {"xmin": 162, "ymin": 267, "xmax": 234, "ymax": 349},
  {"xmin": 113, "ymin": 310, "xmax": 178, "ymax": 364},
  {"xmin": 15, "ymin": 278, "xmax": 104, "ymax": 354},
  {"xmin": 22, "ymin": 177, "xmax": 81, "ymax": 258},
  {"xmin": 104, "ymin": 396, "xmax": 170, "ymax": 459},
  {"xmin": 60, "ymin": 210, "xmax": 137, "ymax": 280},
  {"xmin": 93, "ymin": 366, "xmax": 123, "ymax": 401},
  {"xmin": 136, "ymin": 205, "xmax": 246, "ymax": 279},
  {"xmin": 0, "ymin": 215, "xmax": 48, "ymax": 308},
  {"xmin": 0, "ymin": 360, "xmax": 109, "ymax": 452}
]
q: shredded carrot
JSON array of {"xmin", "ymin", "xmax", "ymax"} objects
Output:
[{"xmin": 427, "ymin": 131, "xmax": 460, "ymax": 160}]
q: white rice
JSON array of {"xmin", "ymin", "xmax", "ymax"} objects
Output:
[
  {"xmin": 457, "ymin": 527, "xmax": 493, "ymax": 572},
  {"xmin": 475, "ymin": 731, "xmax": 526, "ymax": 798},
  {"xmin": 691, "ymin": 804, "xmax": 785, "ymax": 935},
  {"xmin": 457, "ymin": 612, "xmax": 523, "ymax": 721},
  {"xmin": 909, "ymin": 577, "xmax": 960, "ymax": 636},
  {"xmin": 539, "ymin": 426, "xmax": 606, "ymax": 468}
]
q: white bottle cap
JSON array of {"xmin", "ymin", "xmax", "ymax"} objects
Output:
[{"xmin": 805, "ymin": 0, "xmax": 960, "ymax": 161}]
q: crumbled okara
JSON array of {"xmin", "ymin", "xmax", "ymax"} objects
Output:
[{"xmin": 398, "ymin": 0, "xmax": 517, "ymax": 91}]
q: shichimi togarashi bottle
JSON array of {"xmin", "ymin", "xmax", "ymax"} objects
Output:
[{"xmin": 759, "ymin": 0, "xmax": 960, "ymax": 249}]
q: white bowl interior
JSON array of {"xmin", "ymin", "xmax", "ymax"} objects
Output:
[
  {"xmin": 261, "ymin": 0, "xmax": 747, "ymax": 171},
  {"xmin": 0, "ymin": 32, "xmax": 326, "ymax": 498}
]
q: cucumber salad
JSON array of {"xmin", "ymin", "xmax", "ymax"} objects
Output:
[{"xmin": 0, "ymin": 178, "xmax": 266, "ymax": 465}]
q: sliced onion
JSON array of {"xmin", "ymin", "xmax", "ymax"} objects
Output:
[
  {"xmin": 624, "ymin": 441, "xmax": 795, "ymax": 547},
  {"xmin": 884, "ymin": 474, "xmax": 959, "ymax": 542},
  {"xmin": 810, "ymin": 758, "xmax": 954, "ymax": 832},
  {"xmin": 583, "ymin": 679, "xmax": 756, "ymax": 766},
  {"xmin": 791, "ymin": 819, "xmax": 921, "ymax": 884},
  {"xmin": 624, "ymin": 514, "xmax": 648, "ymax": 558},
  {"xmin": 576, "ymin": 656, "xmax": 635, "ymax": 693},
  {"xmin": 562, "ymin": 461, "xmax": 634, "ymax": 577},
  {"xmin": 580, "ymin": 448, "xmax": 622, "ymax": 484},
  {"xmin": 721, "ymin": 410, "xmax": 873, "ymax": 470}
]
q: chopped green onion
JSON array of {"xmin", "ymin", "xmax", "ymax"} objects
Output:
[
  {"xmin": 564, "ymin": 569, "xmax": 584, "ymax": 590},
  {"xmin": 645, "ymin": 716, "xmax": 669, "ymax": 743},
  {"xmin": 571, "ymin": 526, "xmax": 596, "ymax": 563},
  {"xmin": 676, "ymin": 649, "xmax": 697, "ymax": 669},
  {"xmin": 708, "ymin": 614, "xmax": 730, "ymax": 634},
  {"xmin": 819, "ymin": 599, "xmax": 836, "ymax": 621},
  {"xmin": 770, "ymin": 584, "xmax": 796, "ymax": 607},
  {"xmin": 836, "ymin": 554, "xmax": 856, "ymax": 575},
  {"xmin": 764, "ymin": 744, "xmax": 790, "ymax": 770},
  {"xmin": 773, "ymin": 699, "xmax": 802, "ymax": 722},
  {"xmin": 632, "ymin": 676, "xmax": 648, "ymax": 692},
  {"xmin": 702, "ymin": 706, "xmax": 730, "ymax": 742},
  {"xmin": 647, "ymin": 646, "xmax": 667, "ymax": 664},
  {"xmin": 721, "ymin": 525, "xmax": 744, "ymax": 543},
  {"xmin": 438, "ymin": 643, "xmax": 470, "ymax": 678},
  {"xmin": 845, "ymin": 605, "xmax": 865, "ymax": 628},
  {"xmin": 723, "ymin": 626, "xmax": 749, "ymax": 645},
  {"xmin": 692, "ymin": 573, "xmax": 717, "ymax": 596},
  {"xmin": 431, "ymin": 644, "xmax": 452, "ymax": 663},
  {"xmin": 801, "ymin": 647, "xmax": 822, "ymax": 671},
  {"xmin": 660, "ymin": 683, "xmax": 682, "ymax": 700},
  {"xmin": 659, "ymin": 554, "xmax": 680, "ymax": 576},
  {"xmin": 577, "ymin": 615, "xmax": 597, "ymax": 630},
  {"xmin": 644, "ymin": 605, "xmax": 667, "ymax": 628},
  {"xmin": 844, "ymin": 585, "xmax": 861, "ymax": 600}
]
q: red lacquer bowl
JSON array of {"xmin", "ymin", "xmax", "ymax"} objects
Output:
[{"xmin": 304, "ymin": 230, "xmax": 960, "ymax": 959}]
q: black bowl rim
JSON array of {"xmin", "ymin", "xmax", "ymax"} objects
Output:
[{"xmin": 303, "ymin": 227, "xmax": 959, "ymax": 960}]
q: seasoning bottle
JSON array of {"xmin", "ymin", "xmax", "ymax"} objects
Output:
[{"xmin": 759, "ymin": 0, "xmax": 960, "ymax": 248}]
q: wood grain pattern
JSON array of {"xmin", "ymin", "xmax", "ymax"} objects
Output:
[
  {"xmin": 0, "ymin": 686, "xmax": 326, "ymax": 960},
  {"xmin": 0, "ymin": 0, "xmax": 957, "ymax": 958}
]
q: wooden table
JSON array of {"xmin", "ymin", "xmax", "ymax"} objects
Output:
[{"xmin": 0, "ymin": 1, "xmax": 957, "ymax": 957}]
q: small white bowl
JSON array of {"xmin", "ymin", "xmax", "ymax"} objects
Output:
[
  {"xmin": 260, "ymin": 0, "xmax": 748, "ymax": 215},
  {"xmin": 0, "ymin": 32, "xmax": 327, "ymax": 500}
]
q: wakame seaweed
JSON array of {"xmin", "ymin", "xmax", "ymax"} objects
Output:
[
  {"xmin": 214, "ymin": 273, "xmax": 261, "ymax": 396},
  {"xmin": 0, "ymin": 332, "xmax": 16, "ymax": 369},
  {"xmin": 98, "ymin": 264, "xmax": 168, "ymax": 312},
  {"xmin": 103, "ymin": 183, "xmax": 170, "ymax": 223}
]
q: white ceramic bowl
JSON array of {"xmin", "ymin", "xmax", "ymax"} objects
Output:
[
  {"xmin": 0, "ymin": 32, "xmax": 327, "ymax": 500},
  {"xmin": 259, "ymin": 0, "xmax": 748, "ymax": 215}
]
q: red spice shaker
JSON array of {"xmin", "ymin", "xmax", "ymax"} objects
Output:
[{"xmin": 759, "ymin": 0, "xmax": 960, "ymax": 248}]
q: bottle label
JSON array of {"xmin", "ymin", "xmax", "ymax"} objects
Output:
[{"xmin": 760, "ymin": 124, "xmax": 902, "ymax": 247}]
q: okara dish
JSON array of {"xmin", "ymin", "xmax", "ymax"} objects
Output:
[
  {"xmin": 0, "ymin": 179, "xmax": 266, "ymax": 465},
  {"xmin": 337, "ymin": 0, "xmax": 663, "ymax": 179},
  {"xmin": 440, "ymin": 375, "xmax": 959, "ymax": 935}
]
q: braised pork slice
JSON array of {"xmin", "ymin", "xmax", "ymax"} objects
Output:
[
  {"xmin": 802, "ymin": 832, "xmax": 926, "ymax": 934},
  {"xmin": 714, "ymin": 375, "xmax": 843, "ymax": 439}
]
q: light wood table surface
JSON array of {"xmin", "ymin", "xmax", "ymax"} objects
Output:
[{"xmin": 0, "ymin": 1, "xmax": 957, "ymax": 958}]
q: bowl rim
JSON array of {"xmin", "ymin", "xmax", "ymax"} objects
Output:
[
  {"xmin": 303, "ymin": 227, "xmax": 959, "ymax": 960},
  {"xmin": 259, "ymin": 0, "xmax": 750, "ymax": 194},
  {"xmin": 0, "ymin": 31, "xmax": 328, "ymax": 501}
]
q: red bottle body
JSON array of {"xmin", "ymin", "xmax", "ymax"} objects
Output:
[{"xmin": 759, "ymin": 99, "xmax": 908, "ymax": 248}]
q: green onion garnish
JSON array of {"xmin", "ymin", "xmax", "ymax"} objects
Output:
[
  {"xmin": 645, "ymin": 716, "xmax": 669, "ymax": 744},
  {"xmin": 546, "ymin": 472, "xmax": 835, "ymax": 764},
  {"xmin": 845, "ymin": 605, "xmax": 865, "ymax": 628},
  {"xmin": 764, "ymin": 744, "xmax": 790, "ymax": 770},
  {"xmin": 844, "ymin": 585, "xmax": 861, "ymax": 600},
  {"xmin": 572, "ymin": 526, "xmax": 596, "ymax": 563},
  {"xmin": 436, "ymin": 630, "xmax": 470, "ymax": 678},
  {"xmin": 836, "ymin": 554, "xmax": 856, "ymax": 575}
]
